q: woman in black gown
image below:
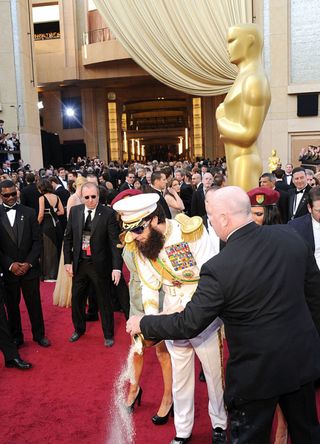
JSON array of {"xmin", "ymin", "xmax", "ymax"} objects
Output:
[{"xmin": 38, "ymin": 179, "xmax": 64, "ymax": 281}]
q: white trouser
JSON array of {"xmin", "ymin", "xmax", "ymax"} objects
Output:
[{"xmin": 165, "ymin": 321, "xmax": 227, "ymax": 438}]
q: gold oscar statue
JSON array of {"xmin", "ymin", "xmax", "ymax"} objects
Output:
[
  {"xmin": 268, "ymin": 149, "xmax": 281, "ymax": 172},
  {"xmin": 216, "ymin": 24, "xmax": 271, "ymax": 191}
]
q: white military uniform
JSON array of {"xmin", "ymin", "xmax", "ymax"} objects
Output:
[{"xmin": 133, "ymin": 217, "xmax": 227, "ymax": 438}]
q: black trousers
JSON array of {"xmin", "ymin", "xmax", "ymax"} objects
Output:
[
  {"xmin": 72, "ymin": 261, "xmax": 114, "ymax": 339},
  {"xmin": 227, "ymin": 382, "xmax": 320, "ymax": 444},
  {"xmin": 3, "ymin": 277, "xmax": 45, "ymax": 342},
  {"xmin": 87, "ymin": 275, "xmax": 130, "ymax": 320},
  {"xmin": 0, "ymin": 289, "xmax": 18, "ymax": 361}
]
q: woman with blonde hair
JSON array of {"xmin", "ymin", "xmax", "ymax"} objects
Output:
[{"xmin": 53, "ymin": 176, "xmax": 88, "ymax": 307}]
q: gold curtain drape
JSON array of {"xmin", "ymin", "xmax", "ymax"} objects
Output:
[{"xmin": 93, "ymin": 0, "xmax": 252, "ymax": 96}]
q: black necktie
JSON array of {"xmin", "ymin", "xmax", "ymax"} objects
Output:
[
  {"xmin": 4, "ymin": 205, "xmax": 17, "ymax": 212},
  {"xmin": 84, "ymin": 210, "xmax": 92, "ymax": 230}
]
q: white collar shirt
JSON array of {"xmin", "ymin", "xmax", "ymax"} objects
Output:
[{"xmin": 312, "ymin": 216, "xmax": 320, "ymax": 270}]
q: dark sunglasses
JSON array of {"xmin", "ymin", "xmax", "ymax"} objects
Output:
[
  {"xmin": 84, "ymin": 195, "xmax": 97, "ymax": 199},
  {"xmin": 129, "ymin": 220, "xmax": 150, "ymax": 234},
  {"xmin": 1, "ymin": 191, "xmax": 17, "ymax": 198}
]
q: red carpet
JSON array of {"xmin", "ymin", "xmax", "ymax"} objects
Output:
[{"xmin": 0, "ymin": 283, "xmax": 319, "ymax": 444}]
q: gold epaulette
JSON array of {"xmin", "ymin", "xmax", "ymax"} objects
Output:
[
  {"xmin": 124, "ymin": 231, "xmax": 137, "ymax": 252},
  {"xmin": 175, "ymin": 213, "xmax": 203, "ymax": 243}
]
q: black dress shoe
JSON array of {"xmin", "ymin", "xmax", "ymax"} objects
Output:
[
  {"xmin": 5, "ymin": 357, "xmax": 32, "ymax": 370},
  {"xmin": 152, "ymin": 404, "xmax": 174, "ymax": 425},
  {"xmin": 212, "ymin": 427, "xmax": 227, "ymax": 444},
  {"xmin": 35, "ymin": 337, "xmax": 51, "ymax": 347},
  {"xmin": 69, "ymin": 332, "xmax": 83, "ymax": 342},
  {"xmin": 104, "ymin": 338, "xmax": 114, "ymax": 347},
  {"xmin": 170, "ymin": 436, "xmax": 192, "ymax": 444},
  {"xmin": 85, "ymin": 313, "xmax": 99, "ymax": 322}
]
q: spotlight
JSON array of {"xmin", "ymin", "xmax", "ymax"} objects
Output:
[
  {"xmin": 65, "ymin": 107, "xmax": 75, "ymax": 117},
  {"xmin": 38, "ymin": 101, "xmax": 44, "ymax": 110}
]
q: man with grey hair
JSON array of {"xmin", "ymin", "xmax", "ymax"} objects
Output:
[{"xmin": 127, "ymin": 186, "xmax": 320, "ymax": 443}]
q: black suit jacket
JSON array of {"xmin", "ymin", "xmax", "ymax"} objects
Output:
[
  {"xmin": 54, "ymin": 185, "xmax": 70, "ymax": 208},
  {"xmin": 288, "ymin": 213, "xmax": 315, "ymax": 253},
  {"xmin": 141, "ymin": 223, "xmax": 320, "ymax": 403},
  {"xmin": 191, "ymin": 188, "xmax": 206, "ymax": 217},
  {"xmin": 20, "ymin": 183, "xmax": 41, "ymax": 214},
  {"xmin": 180, "ymin": 182, "xmax": 193, "ymax": 216},
  {"xmin": 119, "ymin": 182, "xmax": 133, "ymax": 192},
  {"xmin": 64, "ymin": 203, "xmax": 122, "ymax": 275},
  {"xmin": 288, "ymin": 185, "xmax": 311, "ymax": 220},
  {"xmin": 147, "ymin": 187, "xmax": 171, "ymax": 219},
  {"xmin": 0, "ymin": 204, "xmax": 41, "ymax": 281}
]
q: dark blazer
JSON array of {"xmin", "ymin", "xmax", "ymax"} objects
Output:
[
  {"xmin": 180, "ymin": 182, "xmax": 193, "ymax": 216},
  {"xmin": 0, "ymin": 204, "xmax": 41, "ymax": 281},
  {"xmin": 275, "ymin": 180, "xmax": 290, "ymax": 192},
  {"xmin": 140, "ymin": 223, "xmax": 320, "ymax": 403},
  {"xmin": 64, "ymin": 203, "xmax": 122, "ymax": 275},
  {"xmin": 20, "ymin": 183, "xmax": 41, "ymax": 214},
  {"xmin": 147, "ymin": 187, "xmax": 171, "ymax": 219},
  {"xmin": 191, "ymin": 188, "xmax": 206, "ymax": 217},
  {"xmin": 288, "ymin": 213, "xmax": 315, "ymax": 252},
  {"xmin": 288, "ymin": 185, "xmax": 311, "ymax": 220},
  {"xmin": 276, "ymin": 188, "xmax": 289, "ymax": 223},
  {"xmin": 119, "ymin": 181, "xmax": 133, "ymax": 192},
  {"xmin": 54, "ymin": 185, "xmax": 70, "ymax": 208}
]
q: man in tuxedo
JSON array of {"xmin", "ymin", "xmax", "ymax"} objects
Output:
[
  {"xmin": 0, "ymin": 180, "xmax": 50, "ymax": 348},
  {"xmin": 49, "ymin": 177, "xmax": 70, "ymax": 207},
  {"xmin": 127, "ymin": 186, "xmax": 320, "ymax": 444},
  {"xmin": 64, "ymin": 182, "xmax": 123, "ymax": 347},
  {"xmin": 288, "ymin": 186, "xmax": 320, "ymax": 270},
  {"xmin": 49, "ymin": 176, "xmax": 70, "ymax": 232},
  {"xmin": 288, "ymin": 167, "xmax": 311, "ymax": 220},
  {"xmin": 150, "ymin": 171, "xmax": 171, "ymax": 219},
  {"xmin": 284, "ymin": 163, "xmax": 294, "ymax": 187},
  {"xmin": 20, "ymin": 172, "xmax": 41, "ymax": 214},
  {"xmin": 177, "ymin": 170, "xmax": 193, "ymax": 216},
  {"xmin": 0, "ymin": 276, "xmax": 32, "ymax": 370},
  {"xmin": 191, "ymin": 172, "xmax": 213, "ymax": 217},
  {"xmin": 119, "ymin": 170, "xmax": 135, "ymax": 192},
  {"xmin": 57, "ymin": 167, "xmax": 68, "ymax": 189}
]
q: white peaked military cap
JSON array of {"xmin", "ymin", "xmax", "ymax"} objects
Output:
[{"xmin": 113, "ymin": 193, "xmax": 160, "ymax": 228}]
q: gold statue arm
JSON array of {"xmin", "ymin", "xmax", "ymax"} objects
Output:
[{"xmin": 217, "ymin": 73, "xmax": 270, "ymax": 148}]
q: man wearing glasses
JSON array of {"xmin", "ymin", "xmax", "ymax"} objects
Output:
[
  {"xmin": 64, "ymin": 182, "xmax": 122, "ymax": 347},
  {"xmin": 0, "ymin": 180, "xmax": 50, "ymax": 349}
]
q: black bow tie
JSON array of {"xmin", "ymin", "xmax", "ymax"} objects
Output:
[
  {"xmin": 4, "ymin": 205, "xmax": 17, "ymax": 212},
  {"xmin": 295, "ymin": 189, "xmax": 305, "ymax": 194}
]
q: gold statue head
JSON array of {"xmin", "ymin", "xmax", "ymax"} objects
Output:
[
  {"xmin": 271, "ymin": 149, "xmax": 276, "ymax": 156},
  {"xmin": 227, "ymin": 24, "xmax": 263, "ymax": 65}
]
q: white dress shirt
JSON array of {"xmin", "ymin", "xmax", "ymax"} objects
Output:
[{"xmin": 312, "ymin": 216, "xmax": 320, "ymax": 270}]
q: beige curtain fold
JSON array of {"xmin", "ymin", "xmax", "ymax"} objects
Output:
[{"xmin": 93, "ymin": 0, "xmax": 252, "ymax": 96}]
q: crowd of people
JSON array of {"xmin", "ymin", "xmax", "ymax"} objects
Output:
[{"xmin": 0, "ymin": 154, "xmax": 320, "ymax": 444}]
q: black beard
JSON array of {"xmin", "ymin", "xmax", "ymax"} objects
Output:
[{"xmin": 136, "ymin": 226, "xmax": 165, "ymax": 260}]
